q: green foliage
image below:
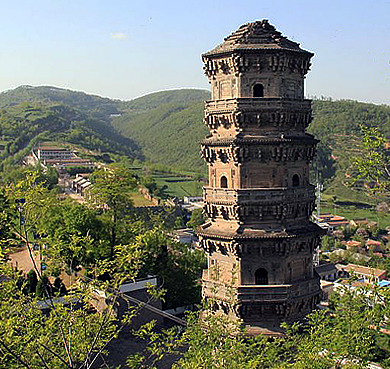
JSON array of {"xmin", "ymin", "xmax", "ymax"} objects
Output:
[
  {"xmin": 121, "ymin": 89, "xmax": 210, "ymax": 111},
  {"xmin": 0, "ymin": 188, "xmax": 14, "ymax": 256},
  {"xmin": 112, "ymin": 92, "xmax": 209, "ymax": 173},
  {"xmin": 130, "ymin": 285, "xmax": 390, "ymax": 369},
  {"xmin": 0, "ymin": 85, "xmax": 120, "ymax": 117},
  {"xmin": 0, "ymin": 171, "xmax": 152, "ymax": 368},
  {"xmin": 320, "ymin": 235, "xmax": 335, "ymax": 251},
  {"xmin": 309, "ymin": 99, "xmax": 390, "ymax": 201},
  {"xmin": 89, "ymin": 165, "xmax": 137, "ymax": 256},
  {"xmin": 116, "ymin": 227, "xmax": 206, "ymax": 308},
  {"xmin": 36, "ymin": 199, "xmax": 108, "ymax": 269},
  {"xmin": 0, "ymin": 95, "xmax": 141, "ymax": 173},
  {"xmin": 350, "ymin": 126, "xmax": 390, "ymax": 193},
  {"xmin": 25, "ymin": 269, "xmax": 38, "ymax": 295},
  {"xmin": 36, "ymin": 274, "xmax": 52, "ymax": 298},
  {"xmin": 0, "ymin": 263, "xmax": 118, "ymax": 368},
  {"xmin": 186, "ymin": 208, "xmax": 205, "ymax": 230},
  {"xmin": 53, "ymin": 277, "xmax": 67, "ymax": 296},
  {"xmin": 65, "ymin": 166, "xmax": 94, "ymax": 176}
]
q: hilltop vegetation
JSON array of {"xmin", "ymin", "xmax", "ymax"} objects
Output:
[
  {"xmin": 121, "ymin": 88, "xmax": 210, "ymax": 111},
  {"xmin": 113, "ymin": 100, "xmax": 208, "ymax": 172},
  {"xmin": 0, "ymin": 85, "xmax": 121, "ymax": 120},
  {"xmin": 0, "ymin": 88, "xmax": 142, "ymax": 172},
  {"xmin": 112, "ymin": 89, "xmax": 210, "ymax": 172}
]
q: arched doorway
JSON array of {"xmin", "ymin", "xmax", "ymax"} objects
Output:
[
  {"xmin": 292, "ymin": 174, "xmax": 300, "ymax": 187},
  {"xmin": 255, "ymin": 268, "xmax": 268, "ymax": 285},
  {"xmin": 253, "ymin": 83, "xmax": 264, "ymax": 97},
  {"xmin": 220, "ymin": 175, "xmax": 228, "ymax": 188}
]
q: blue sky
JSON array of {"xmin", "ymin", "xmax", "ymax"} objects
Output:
[{"xmin": 1, "ymin": 0, "xmax": 389, "ymax": 104}]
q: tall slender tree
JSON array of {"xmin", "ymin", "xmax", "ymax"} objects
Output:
[{"xmin": 88, "ymin": 165, "xmax": 137, "ymax": 257}]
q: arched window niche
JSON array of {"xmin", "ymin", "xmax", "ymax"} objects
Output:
[
  {"xmin": 255, "ymin": 268, "xmax": 268, "ymax": 285},
  {"xmin": 220, "ymin": 175, "xmax": 228, "ymax": 188},
  {"xmin": 253, "ymin": 83, "xmax": 264, "ymax": 98},
  {"xmin": 292, "ymin": 174, "xmax": 300, "ymax": 187}
]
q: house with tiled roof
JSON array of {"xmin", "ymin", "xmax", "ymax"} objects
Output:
[{"xmin": 336, "ymin": 263, "xmax": 386, "ymax": 283}]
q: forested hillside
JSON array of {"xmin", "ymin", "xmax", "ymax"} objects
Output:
[
  {"xmin": 0, "ymin": 87, "xmax": 142, "ymax": 171},
  {"xmin": 1, "ymin": 85, "xmax": 390, "ymax": 201},
  {"xmin": 112, "ymin": 89, "xmax": 209, "ymax": 171},
  {"xmin": 113, "ymin": 92, "xmax": 390, "ymax": 193},
  {"xmin": 309, "ymin": 99, "xmax": 390, "ymax": 201},
  {"xmin": 121, "ymin": 89, "xmax": 210, "ymax": 111}
]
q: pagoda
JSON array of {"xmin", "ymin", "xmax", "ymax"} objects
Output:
[{"xmin": 198, "ymin": 20, "xmax": 324, "ymax": 333}]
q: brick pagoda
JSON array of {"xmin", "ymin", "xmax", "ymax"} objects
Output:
[{"xmin": 198, "ymin": 20, "xmax": 324, "ymax": 333}]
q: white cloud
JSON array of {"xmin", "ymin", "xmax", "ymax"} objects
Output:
[{"xmin": 110, "ymin": 32, "xmax": 128, "ymax": 41}]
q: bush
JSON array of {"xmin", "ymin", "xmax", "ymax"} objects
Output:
[
  {"xmin": 25, "ymin": 269, "xmax": 38, "ymax": 295},
  {"xmin": 36, "ymin": 275, "xmax": 52, "ymax": 299},
  {"xmin": 53, "ymin": 277, "xmax": 67, "ymax": 296}
]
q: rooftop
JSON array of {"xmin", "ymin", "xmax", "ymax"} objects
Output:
[
  {"xmin": 315, "ymin": 263, "xmax": 337, "ymax": 274},
  {"xmin": 203, "ymin": 19, "xmax": 313, "ymax": 57},
  {"xmin": 38, "ymin": 147, "xmax": 69, "ymax": 151},
  {"xmin": 366, "ymin": 239, "xmax": 382, "ymax": 246},
  {"xmin": 342, "ymin": 240, "xmax": 362, "ymax": 247},
  {"xmin": 338, "ymin": 264, "xmax": 386, "ymax": 278}
]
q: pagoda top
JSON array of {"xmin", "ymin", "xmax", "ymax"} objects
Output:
[{"xmin": 203, "ymin": 20, "xmax": 313, "ymax": 57}]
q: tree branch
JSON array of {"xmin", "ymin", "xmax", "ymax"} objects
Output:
[{"xmin": 0, "ymin": 338, "xmax": 32, "ymax": 369}]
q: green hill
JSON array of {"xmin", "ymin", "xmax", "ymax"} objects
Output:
[
  {"xmin": 308, "ymin": 99, "xmax": 390, "ymax": 202},
  {"xmin": 121, "ymin": 89, "xmax": 210, "ymax": 111},
  {"xmin": 0, "ymin": 85, "xmax": 121, "ymax": 121},
  {"xmin": 2, "ymin": 85, "xmax": 390, "ymax": 203},
  {"xmin": 0, "ymin": 87, "xmax": 143, "ymax": 171},
  {"xmin": 113, "ymin": 92, "xmax": 390, "ymax": 202},
  {"xmin": 113, "ymin": 89, "xmax": 210, "ymax": 172}
]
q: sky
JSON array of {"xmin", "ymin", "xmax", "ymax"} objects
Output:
[{"xmin": 0, "ymin": 0, "xmax": 389, "ymax": 105}]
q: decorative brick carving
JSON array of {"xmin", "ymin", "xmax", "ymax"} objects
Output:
[{"xmin": 198, "ymin": 20, "xmax": 323, "ymax": 333}]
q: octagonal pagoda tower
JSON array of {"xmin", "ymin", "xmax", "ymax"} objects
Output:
[{"xmin": 198, "ymin": 20, "xmax": 324, "ymax": 334}]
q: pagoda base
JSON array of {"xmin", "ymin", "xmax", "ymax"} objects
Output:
[{"xmin": 203, "ymin": 276, "xmax": 321, "ymax": 336}]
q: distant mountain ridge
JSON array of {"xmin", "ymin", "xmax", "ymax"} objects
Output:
[{"xmin": 0, "ymin": 85, "xmax": 121, "ymax": 121}]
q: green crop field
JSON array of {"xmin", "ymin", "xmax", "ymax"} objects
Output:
[
  {"xmin": 319, "ymin": 200, "xmax": 390, "ymax": 229},
  {"xmin": 153, "ymin": 174, "xmax": 203, "ymax": 197}
]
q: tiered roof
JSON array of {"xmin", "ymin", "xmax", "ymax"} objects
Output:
[{"xmin": 203, "ymin": 19, "xmax": 313, "ymax": 57}]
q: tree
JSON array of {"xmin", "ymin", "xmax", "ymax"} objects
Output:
[
  {"xmin": 0, "ymin": 187, "xmax": 14, "ymax": 258},
  {"xmin": 36, "ymin": 274, "xmax": 52, "ymax": 298},
  {"xmin": 53, "ymin": 277, "xmax": 67, "ymax": 296},
  {"xmin": 25, "ymin": 269, "xmax": 38, "ymax": 295},
  {"xmin": 128, "ymin": 284, "xmax": 390, "ymax": 369},
  {"xmin": 186, "ymin": 208, "xmax": 205, "ymax": 230},
  {"xmin": 89, "ymin": 165, "xmax": 137, "ymax": 257},
  {"xmin": 36, "ymin": 200, "xmax": 109, "ymax": 270},
  {"xmin": 116, "ymin": 227, "xmax": 206, "ymax": 309},
  {"xmin": 320, "ymin": 235, "xmax": 335, "ymax": 252},
  {"xmin": 0, "ymin": 170, "xmax": 151, "ymax": 368},
  {"xmin": 351, "ymin": 126, "xmax": 390, "ymax": 194}
]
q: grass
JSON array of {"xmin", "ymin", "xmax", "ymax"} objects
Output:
[
  {"xmin": 129, "ymin": 166, "xmax": 204, "ymax": 198},
  {"xmin": 153, "ymin": 175, "xmax": 203, "ymax": 197},
  {"xmin": 130, "ymin": 192, "xmax": 155, "ymax": 207},
  {"xmin": 319, "ymin": 201, "xmax": 390, "ymax": 229}
]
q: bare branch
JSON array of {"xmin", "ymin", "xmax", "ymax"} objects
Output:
[{"xmin": 39, "ymin": 342, "xmax": 72, "ymax": 368}]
